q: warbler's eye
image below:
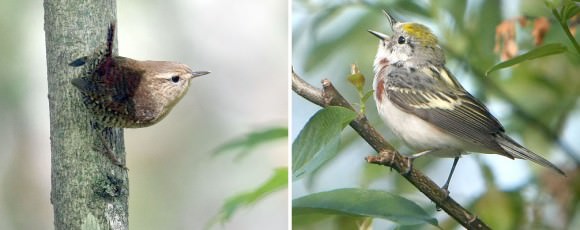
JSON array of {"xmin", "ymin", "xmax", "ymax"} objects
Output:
[
  {"xmin": 170, "ymin": 75, "xmax": 180, "ymax": 83},
  {"xmin": 397, "ymin": 36, "xmax": 406, "ymax": 44}
]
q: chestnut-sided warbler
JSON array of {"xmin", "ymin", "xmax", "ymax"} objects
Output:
[{"xmin": 369, "ymin": 10, "xmax": 564, "ymax": 192}]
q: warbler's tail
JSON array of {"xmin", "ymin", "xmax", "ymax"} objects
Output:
[{"xmin": 496, "ymin": 133, "xmax": 565, "ymax": 175}]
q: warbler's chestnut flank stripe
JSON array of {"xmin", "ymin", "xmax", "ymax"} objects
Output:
[{"xmin": 375, "ymin": 78, "xmax": 385, "ymax": 103}]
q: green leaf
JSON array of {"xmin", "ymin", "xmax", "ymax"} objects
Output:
[
  {"xmin": 361, "ymin": 90, "xmax": 374, "ymax": 104},
  {"xmin": 562, "ymin": 0, "xmax": 580, "ymax": 21},
  {"xmin": 486, "ymin": 43, "xmax": 567, "ymax": 75},
  {"xmin": 311, "ymin": 5, "xmax": 343, "ymax": 34},
  {"xmin": 292, "ymin": 106, "xmax": 357, "ymax": 180},
  {"xmin": 347, "ymin": 73, "xmax": 365, "ymax": 92},
  {"xmin": 208, "ymin": 167, "xmax": 288, "ymax": 227},
  {"xmin": 303, "ymin": 7, "xmax": 378, "ymax": 72},
  {"xmin": 471, "ymin": 186, "xmax": 525, "ymax": 229},
  {"xmin": 544, "ymin": 0, "xmax": 555, "ymax": 9},
  {"xmin": 293, "ymin": 188, "xmax": 439, "ymax": 227},
  {"xmin": 292, "ymin": 212, "xmax": 372, "ymax": 229},
  {"xmin": 213, "ymin": 127, "xmax": 288, "ymax": 159}
]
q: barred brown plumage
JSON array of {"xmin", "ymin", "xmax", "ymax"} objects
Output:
[
  {"xmin": 69, "ymin": 23, "xmax": 209, "ymax": 168},
  {"xmin": 70, "ymin": 23, "xmax": 209, "ymax": 128}
]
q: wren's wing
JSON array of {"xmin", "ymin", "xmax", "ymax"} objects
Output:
[
  {"xmin": 384, "ymin": 65, "xmax": 511, "ymax": 157},
  {"xmin": 71, "ymin": 76, "xmax": 133, "ymax": 118},
  {"xmin": 71, "ymin": 59, "xmax": 143, "ymax": 121}
]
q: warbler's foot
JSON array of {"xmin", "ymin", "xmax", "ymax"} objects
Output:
[
  {"xmin": 435, "ymin": 159, "xmax": 457, "ymax": 211},
  {"xmin": 441, "ymin": 184, "xmax": 451, "ymax": 199},
  {"xmin": 391, "ymin": 152, "xmax": 397, "ymax": 173},
  {"xmin": 440, "ymin": 156, "xmax": 460, "ymax": 199},
  {"xmin": 434, "ymin": 183, "xmax": 451, "ymax": 211},
  {"xmin": 403, "ymin": 156, "xmax": 414, "ymax": 176}
]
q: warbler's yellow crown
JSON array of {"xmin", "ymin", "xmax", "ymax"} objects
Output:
[{"xmin": 400, "ymin": 23, "xmax": 438, "ymax": 47}]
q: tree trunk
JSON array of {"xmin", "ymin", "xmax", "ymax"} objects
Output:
[{"xmin": 44, "ymin": 1, "xmax": 128, "ymax": 229}]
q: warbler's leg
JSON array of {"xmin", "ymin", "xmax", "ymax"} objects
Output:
[
  {"xmin": 434, "ymin": 157, "xmax": 460, "ymax": 211},
  {"xmin": 441, "ymin": 156, "xmax": 460, "ymax": 196},
  {"xmin": 403, "ymin": 150, "xmax": 434, "ymax": 175}
]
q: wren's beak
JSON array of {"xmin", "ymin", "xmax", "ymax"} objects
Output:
[
  {"xmin": 191, "ymin": 71, "xmax": 210, "ymax": 78},
  {"xmin": 368, "ymin": 30, "xmax": 388, "ymax": 40}
]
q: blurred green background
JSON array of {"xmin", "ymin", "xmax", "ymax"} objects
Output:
[
  {"xmin": 292, "ymin": 0, "xmax": 579, "ymax": 229},
  {"xmin": 0, "ymin": 0, "xmax": 288, "ymax": 229}
]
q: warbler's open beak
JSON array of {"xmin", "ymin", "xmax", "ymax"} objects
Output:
[
  {"xmin": 191, "ymin": 71, "xmax": 210, "ymax": 78},
  {"xmin": 382, "ymin": 10, "xmax": 397, "ymax": 28},
  {"xmin": 368, "ymin": 30, "xmax": 388, "ymax": 40}
]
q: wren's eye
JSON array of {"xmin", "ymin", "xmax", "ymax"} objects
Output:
[
  {"xmin": 170, "ymin": 75, "xmax": 180, "ymax": 83},
  {"xmin": 397, "ymin": 36, "xmax": 406, "ymax": 44}
]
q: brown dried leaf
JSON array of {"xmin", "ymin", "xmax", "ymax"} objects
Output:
[
  {"xmin": 532, "ymin": 17, "xmax": 550, "ymax": 46},
  {"xmin": 494, "ymin": 19, "xmax": 518, "ymax": 61},
  {"xmin": 347, "ymin": 64, "xmax": 365, "ymax": 91},
  {"xmin": 540, "ymin": 168, "xmax": 577, "ymax": 223},
  {"xmin": 570, "ymin": 14, "xmax": 578, "ymax": 37},
  {"xmin": 517, "ymin": 16, "xmax": 528, "ymax": 27},
  {"xmin": 504, "ymin": 40, "xmax": 518, "ymax": 60}
]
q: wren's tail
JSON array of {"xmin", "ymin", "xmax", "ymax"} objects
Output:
[
  {"xmin": 105, "ymin": 22, "xmax": 115, "ymax": 58},
  {"xmin": 496, "ymin": 133, "xmax": 565, "ymax": 175},
  {"xmin": 69, "ymin": 22, "xmax": 116, "ymax": 67}
]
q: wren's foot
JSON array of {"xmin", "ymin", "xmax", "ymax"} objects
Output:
[
  {"xmin": 98, "ymin": 132, "xmax": 127, "ymax": 170},
  {"xmin": 69, "ymin": 56, "xmax": 87, "ymax": 67},
  {"xmin": 104, "ymin": 150, "xmax": 128, "ymax": 170}
]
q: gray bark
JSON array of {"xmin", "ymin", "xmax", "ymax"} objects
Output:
[{"xmin": 44, "ymin": 1, "xmax": 128, "ymax": 229}]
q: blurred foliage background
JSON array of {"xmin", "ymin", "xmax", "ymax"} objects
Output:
[
  {"xmin": 292, "ymin": 0, "xmax": 579, "ymax": 229},
  {"xmin": 0, "ymin": 0, "xmax": 288, "ymax": 229}
]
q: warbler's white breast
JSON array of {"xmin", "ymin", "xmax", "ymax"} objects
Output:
[{"xmin": 373, "ymin": 74, "xmax": 470, "ymax": 158}]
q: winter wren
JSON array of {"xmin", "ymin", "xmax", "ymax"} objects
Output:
[{"xmin": 70, "ymin": 23, "xmax": 209, "ymax": 128}]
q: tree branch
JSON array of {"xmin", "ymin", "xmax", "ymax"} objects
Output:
[
  {"xmin": 45, "ymin": 1, "xmax": 128, "ymax": 229},
  {"xmin": 292, "ymin": 71, "xmax": 490, "ymax": 229}
]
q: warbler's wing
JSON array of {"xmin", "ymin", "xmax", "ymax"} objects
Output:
[{"xmin": 385, "ymin": 65, "xmax": 511, "ymax": 157}]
